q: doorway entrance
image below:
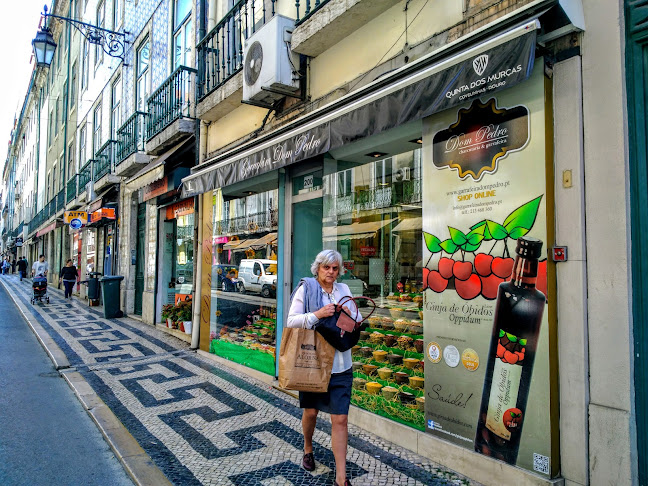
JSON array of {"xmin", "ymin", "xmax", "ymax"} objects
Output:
[{"xmin": 134, "ymin": 203, "xmax": 145, "ymax": 315}]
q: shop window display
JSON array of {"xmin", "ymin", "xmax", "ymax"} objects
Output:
[
  {"xmin": 209, "ymin": 186, "xmax": 279, "ymax": 376},
  {"xmin": 323, "ymin": 149, "xmax": 425, "ymax": 430}
]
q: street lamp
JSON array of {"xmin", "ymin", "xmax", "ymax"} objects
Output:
[
  {"xmin": 31, "ymin": 4, "xmax": 128, "ymax": 66},
  {"xmin": 32, "ymin": 27, "xmax": 57, "ymax": 67}
]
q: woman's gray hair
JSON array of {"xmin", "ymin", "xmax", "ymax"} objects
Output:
[{"xmin": 311, "ymin": 249, "xmax": 345, "ymax": 276}]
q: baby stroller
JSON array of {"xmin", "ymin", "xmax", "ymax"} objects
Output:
[{"xmin": 31, "ymin": 276, "xmax": 49, "ymax": 304}]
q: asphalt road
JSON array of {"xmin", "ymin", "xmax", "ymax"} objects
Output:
[{"xmin": 0, "ymin": 279, "xmax": 134, "ymax": 486}]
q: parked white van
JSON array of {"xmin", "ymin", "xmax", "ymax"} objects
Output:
[{"xmin": 237, "ymin": 259, "xmax": 277, "ymax": 298}]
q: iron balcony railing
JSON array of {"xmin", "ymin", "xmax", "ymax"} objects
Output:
[
  {"xmin": 94, "ymin": 140, "xmax": 117, "ymax": 182},
  {"xmin": 56, "ymin": 189, "xmax": 65, "ymax": 212},
  {"xmin": 116, "ymin": 111, "xmax": 148, "ymax": 163},
  {"xmin": 197, "ymin": 0, "xmax": 276, "ymax": 101},
  {"xmin": 146, "ymin": 66, "xmax": 197, "ymax": 140},
  {"xmin": 214, "ymin": 209, "xmax": 278, "ymax": 235},
  {"xmin": 295, "ymin": 0, "xmax": 331, "ymax": 24},
  {"xmin": 79, "ymin": 161, "xmax": 92, "ymax": 191},
  {"xmin": 66, "ymin": 175, "xmax": 78, "ymax": 203}
]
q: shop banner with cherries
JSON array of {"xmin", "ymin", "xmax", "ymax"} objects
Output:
[{"xmin": 421, "ymin": 62, "xmax": 554, "ymax": 475}]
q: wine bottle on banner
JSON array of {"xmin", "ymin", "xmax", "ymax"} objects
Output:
[{"xmin": 474, "ymin": 236, "xmax": 546, "ymax": 464}]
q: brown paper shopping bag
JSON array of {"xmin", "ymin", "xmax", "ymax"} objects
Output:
[{"xmin": 278, "ymin": 327, "xmax": 335, "ymax": 392}]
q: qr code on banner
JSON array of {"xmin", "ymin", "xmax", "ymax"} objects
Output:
[{"xmin": 533, "ymin": 453, "xmax": 550, "ymax": 474}]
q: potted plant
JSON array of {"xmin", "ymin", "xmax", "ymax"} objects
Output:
[
  {"xmin": 177, "ymin": 300, "xmax": 193, "ymax": 334},
  {"xmin": 161, "ymin": 304, "xmax": 175, "ymax": 327}
]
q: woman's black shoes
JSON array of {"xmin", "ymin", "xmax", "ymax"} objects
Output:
[
  {"xmin": 302, "ymin": 452, "xmax": 315, "ymax": 471},
  {"xmin": 333, "ymin": 481, "xmax": 352, "ymax": 486}
]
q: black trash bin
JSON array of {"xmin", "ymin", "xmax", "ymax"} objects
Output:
[
  {"xmin": 99, "ymin": 275, "xmax": 124, "ymax": 318},
  {"xmin": 85, "ymin": 272, "xmax": 102, "ymax": 301}
]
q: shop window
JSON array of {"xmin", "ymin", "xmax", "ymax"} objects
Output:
[
  {"xmin": 209, "ymin": 182, "xmax": 279, "ymax": 377},
  {"xmin": 323, "ymin": 148, "xmax": 424, "ymax": 430}
]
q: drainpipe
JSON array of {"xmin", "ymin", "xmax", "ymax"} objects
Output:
[
  {"xmin": 191, "ymin": 121, "xmax": 209, "ymax": 349},
  {"xmin": 59, "ymin": 1, "xmax": 73, "ymax": 279}
]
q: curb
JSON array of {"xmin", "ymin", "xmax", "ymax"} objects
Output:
[{"xmin": 0, "ymin": 277, "xmax": 173, "ymax": 486}]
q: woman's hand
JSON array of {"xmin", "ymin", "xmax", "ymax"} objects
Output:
[{"xmin": 314, "ymin": 303, "xmax": 336, "ymax": 320}]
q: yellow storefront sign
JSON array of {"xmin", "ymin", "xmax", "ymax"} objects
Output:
[{"xmin": 64, "ymin": 211, "xmax": 88, "ymax": 225}]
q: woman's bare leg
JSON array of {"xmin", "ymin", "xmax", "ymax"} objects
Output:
[
  {"xmin": 302, "ymin": 408, "xmax": 318, "ymax": 453},
  {"xmin": 331, "ymin": 413, "xmax": 349, "ymax": 484}
]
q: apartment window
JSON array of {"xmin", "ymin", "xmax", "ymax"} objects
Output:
[
  {"xmin": 93, "ymin": 104, "xmax": 102, "ymax": 155},
  {"xmin": 81, "ymin": 42, "xmax": 89, "ymax": 90},
  {"xmin": 54, "ymin": 98, "xmax": 60, "ymax": 135},
  {"xmin": 79, "ymin": 125, "xmax": 87, "ymax": 166},
  {"xmin": 52, "ymin": 162, "xmax": 57, "ymax": 194},
  {"xmin": 173, "ymin": 0, "xmax": 192, "ymax": 69},
  {"xmin": 95, "ymin": 0, "xmax": 105, "ymax": 66},
  {"xmin": 48, "ymin": 110, "xmax": 54, "ymax": 144},
  {"xmin": 68, "ymin": 142, "xmax": 75, "ymax": 180},
  {"xmin": 136, "ymin": 39, "xmax": 150, "ymax": 111},
  {"xmin": 76, "ymin": 0, "xmax": 83, "ymax": 21},
  {"xmin": 113, "ymin": 0, "xmax": 123, "ymax": 29},
  {"xmin": 70, "ymin": 62, "xmax": 78, "ymax": 109},
  {"xmin": 111, "ymin": 77, "xmax": 121, "ymax": 138},
  {"xmin": 46, "ymin": 171, "xmax": 51, "ymax": 200}
]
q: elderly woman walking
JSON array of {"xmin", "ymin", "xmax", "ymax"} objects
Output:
[{"xmin": 287, "ymin": 249, "xmax": 359, "ymax": 486}]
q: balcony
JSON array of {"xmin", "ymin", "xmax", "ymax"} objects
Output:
[
  {"xmin": 94, "ymin": 140, "xmax": 121, "ymax": 192},
  {"xmin": 78, "ymin": 161, "xmax": 93, "ymax": 202},
  {"xmin": 115, "ymin": 111, "xmax": 153, "ymax": 177},
  {"xmin": 66, "ymin": 175, "xmax": 78, "ymax": 204},
  {"xmin": 214, "ymin": 209, "xmax": 278, "ymax": 236},
  {"xmin": 56, "ymin": 189, "xmax": 65, "ymax": 213},
  {"xmin": 196, "ymin": 0, "xmax": 278, "ymax": 121},
  {"xmin": 291, "ymin": 0, "xmax": 399, "ymax": 57},
  {"xmin": 145, "ymin": 66, "xmax": 197, "ymax": 155}
]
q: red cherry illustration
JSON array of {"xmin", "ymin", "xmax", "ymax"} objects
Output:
[
  {"xmin": 438, "ymin": 257, "xmax": 455, "ymax": 279},
  {"xmin": 474, "ymin": 253, "xmax": 494, "ymax": 277},
  {"xmin": 427, "ymin": 270, "xmax": 449, "ymax": 293},
  {"xmin": 422, "ymin": 268, "xmax": 430, "ymax": 290},
  {"xmin": 480, "ymin": 273, "xmax": 505, "ymax": 300},
  {"xmin": 454, "ymin": 273, "xmax": 481, "ymax": 300},
  {"xmin": 503, "ymin": 408, "xmax": 523, "ymax": 431},
  {"xmin": 496, "ymin": 343, "xmax": 506, "ymax": 359},
  {"xmin": 491, "ymin": 257, "xmax": 514, "ymax": 279},
  {"xmin": 536, "ymin": 260, "xmax": 548, "ymax": 297},
  {"xmin": 452, "ymin": 261, "xmax": 473, "ymax": 281}
]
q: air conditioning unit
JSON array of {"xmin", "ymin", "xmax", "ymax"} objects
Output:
[
  {"xmin": 394, "ymin": 167, "xmax": 411, "ymax": 182},
  {"xmin": 242, "ymin": 15, "xmax": 299, "ymax": 105}
]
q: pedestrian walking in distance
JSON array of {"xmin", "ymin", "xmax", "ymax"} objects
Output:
[{"xmin": 59, "ymin": 259, "xmax": 78, "ymax": 299}]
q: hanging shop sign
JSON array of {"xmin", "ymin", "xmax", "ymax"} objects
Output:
[
  {"xmin": 143, "ymin": 176, "xmax": 170, "ymax": 201},
  {"xmin": 213, "ymin": 236, "xmax": 229, "ymax": 245},
  {"xmin": 15, "ymin": 237, "xmax": 23, "ymax": 247},
  {"xmin": 166, "ymin": 199, "xmax": 194, "ymax": 220},
  {"xmin": 64, "ymin": 211, "xmax": 88, "ymax": 225},
  {"xmin": 88, "ymin": 198, "xmax": 103, "ymax": 213},
  {"xmin": 181, "ymin": 22, "xmax": 538, "ymax": 197},
  {"xmin": 421, "ymin": 62, "xmax": 555, "ymax": 476},
  {"xmin": 90, "ymin": 208, "xmax": 117, "ymax": 223},
  {"xmin": 36, "ymin": 221, "xmax": 58, "ymax": 237}
]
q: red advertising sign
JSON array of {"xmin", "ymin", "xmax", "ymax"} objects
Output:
[
  {"xmin": 90, "ymin": 208, "xmax": 116, "ymax": 223},
  {"xmin": 143, "ymin": 176, "xmax": 170, "ymax": 201},
  {"xmin": 360, "ymin": 246, "xmax": 376, "ymax": 256},
  {"xmin": 343, "ymin": 260, "xmax": 354, "ymax": 270},
  {"xmin": 166, "ymin": 199, "xmax": 194, "ymax": 220}
]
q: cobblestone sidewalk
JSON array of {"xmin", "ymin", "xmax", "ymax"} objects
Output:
[{"xmin": 1, "ymin": 275, "xmax": 479, "ymax": 486}]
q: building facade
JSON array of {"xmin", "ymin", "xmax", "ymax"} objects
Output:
[{"xmin": 2, "ymin": 0, "xmax": 644, "ymax": 485}]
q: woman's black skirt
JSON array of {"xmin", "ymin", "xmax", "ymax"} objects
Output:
[{"xmin": 299, "ymin": 367, "xmax": 353, "ymax": 415}]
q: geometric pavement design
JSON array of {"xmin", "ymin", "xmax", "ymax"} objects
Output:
[{"xmin": 1, "ymin": 275, "xmax": 478, "ymax": 486}]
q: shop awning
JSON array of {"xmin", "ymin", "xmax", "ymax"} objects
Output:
[
  {"xmin": 392, "ymin": 217, "xmax": 422, "ymax": 232},
  {"xmin": 126, "ymin": 138, "xmax": 194, "ymax": 190},
  {"xmin": 181, "ymin": 19, "xmax": 543, "ymax": 198},
  {"xmin": 322, "ymin": 219, "xmax": 395, "ymax": 242},
  {"xmin": 247, "ymin": 232, "xmax": 277, "ymax": 249},
  {"xmin": 222, "ymin": 238, "xmax": 247, "ymax": 250}
]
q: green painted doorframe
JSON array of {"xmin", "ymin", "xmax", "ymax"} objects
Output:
[{"xmin": 626, "ymin": 1, "xmax": 648, "ymax": 483}]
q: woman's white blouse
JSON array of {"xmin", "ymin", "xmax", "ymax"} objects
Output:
[{"xmin": 287, "ymin": 281, "xmax": 357, "ymax": 374}]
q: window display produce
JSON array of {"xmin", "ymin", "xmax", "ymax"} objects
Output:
[{"xmin": 350, "ymin": 293, "xmax": 425, "ymax": 430}]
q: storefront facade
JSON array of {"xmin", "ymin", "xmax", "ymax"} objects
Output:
[{"xmin": 181, "ymin": 1, "xmax": 598, "ymax": 481}]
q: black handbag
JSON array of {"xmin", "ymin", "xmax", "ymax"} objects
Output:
[{"xmin": 315, "ymin": 296, "xmax": 376, "ymax": 351}]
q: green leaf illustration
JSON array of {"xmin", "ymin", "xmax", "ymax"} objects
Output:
[
  {"xmin": 470, "ymin": 219, "xmax": 508, "ymax": 240},
  {"xmin": 448, "ymin": 227, "xmax": 467, "ymax": 245},
  {"xmin": 519, "ymin": 338, "xmax": 527, "ymax": 346},
  {"xmin": 466, "ymin": 228, "xmax": 485, "ymax": 246},
  {"xmin": 440, "ymin": 238, "xmax": 458, "ymax": 254},
  {"xmin": 464, "ymin": 242, "xmax": 481, "ymax": 252},
  {"xmin": 423, "ymin": 232, "xmax": 442, "ymax": 253},
  {"xmin": 506, "ymin": 332, "xmax": 518, "ymax": 343},
  {"xmin": 503, "ymin": 195, "xmax": 543, "ymax": 235},
  {"xmin": 499, "ymin": 329, "xmax": 505, "ymax": 338}
]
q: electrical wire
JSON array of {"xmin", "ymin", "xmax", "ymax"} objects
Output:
[{"xmin": 347, "ymin": 0, "xmax": 429, "ymax": 93}]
